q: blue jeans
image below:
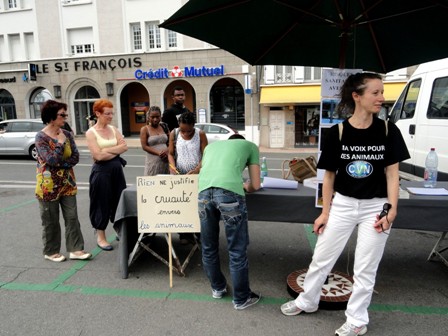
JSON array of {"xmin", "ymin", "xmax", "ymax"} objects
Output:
[{"xmin": 198, "ymin": 187, "xmax": 251, "ymax": 304}]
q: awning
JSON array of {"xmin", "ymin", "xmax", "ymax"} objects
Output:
[
  {"xmin": 260, "ymin": 85, "xmax": 321, "ymax": 104},
  {"xmin": 260, "ymin": 82, "xmax": 406, "ymax": 105}
]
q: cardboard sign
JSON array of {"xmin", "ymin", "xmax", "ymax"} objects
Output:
[
  {"xmin": 321, "ymin": 68, "xmax": 361, "ymax": 98},
  {"xmin": 136, "ymin": 175, "xmax": 200, "ymax": 233}
]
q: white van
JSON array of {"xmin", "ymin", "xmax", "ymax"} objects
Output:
[{"xmin": 388, "ymin": 58, "xmax": 448, "ymax": 181}]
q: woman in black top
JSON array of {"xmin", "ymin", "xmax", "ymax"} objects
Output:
[{"xmin": 281, "ymin": 73, "xmax": 410, "ymax": 336}]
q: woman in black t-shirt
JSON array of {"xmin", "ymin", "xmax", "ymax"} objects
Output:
[{"xmin": 281, "ymin": 73, "xmax": 410, "ymax": 336}]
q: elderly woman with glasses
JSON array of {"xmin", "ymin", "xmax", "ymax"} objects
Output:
[
  {"xmin": 86, "ymin": 98, "xmax": 128, "ymax": 251},
  {"xmin": 35, "ymin": 100, "xmax": 91, "ymax": 262}
]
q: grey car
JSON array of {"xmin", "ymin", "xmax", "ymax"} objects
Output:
[
  {"xmin": 0, "ymin": 119, "xmax": 45, "ymax": 160},
  {"xmin": 195, "ymin": 123, "xmax": 238, "ymax": 143}
]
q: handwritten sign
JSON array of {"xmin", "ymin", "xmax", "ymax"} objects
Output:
[
  {"xmin": 321, "ymin": 68, "xmax": 361, "ymax": 98},
  {"xmin": 136, "ymin": 175, "xmax": 200, "ymax": 233}
]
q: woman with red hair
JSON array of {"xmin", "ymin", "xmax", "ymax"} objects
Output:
[{"xmin": 86, "ymin": 98, "xmax": 128, "ymax": 251}]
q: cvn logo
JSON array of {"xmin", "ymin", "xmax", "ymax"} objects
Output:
[{"xmin": 346, "ymin": 161, "xmax": 372, "ymax": 178}]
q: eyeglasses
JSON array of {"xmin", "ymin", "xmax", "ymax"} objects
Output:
[
  {"xmin": 57, "ymin": 113, "xmax": 68, "ymax": 118},
  {"xmin": 379, "ymin": 203, "xmax": 392, "ymax": 234}
]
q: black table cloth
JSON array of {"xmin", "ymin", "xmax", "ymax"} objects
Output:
[{"xmin": 114, "ymin": 181, "xmax": 448, "ymax": 278}]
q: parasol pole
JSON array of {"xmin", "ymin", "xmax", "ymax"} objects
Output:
[{"xmin": 339, "ymin": 22, "xmax": 349, "ymax": 69}]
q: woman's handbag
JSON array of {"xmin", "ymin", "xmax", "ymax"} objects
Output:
[{"xmin": 281, "ymin": 156, "xmax": 317, "ymax": 183}]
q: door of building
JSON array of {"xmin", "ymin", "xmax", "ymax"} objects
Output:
[{"xmin": 269, "ymin": 110, "xmax": 285, "ymax": 148}]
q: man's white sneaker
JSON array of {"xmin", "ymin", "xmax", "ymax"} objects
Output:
[
  {"xmin": 212, "ymin": 287, "xmax": 227, "ymax": 299},
  {"xmin": 233, "ymin": 292, "xmax": 261, "ymax": 310}
]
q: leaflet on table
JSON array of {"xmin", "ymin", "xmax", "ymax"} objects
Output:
[
  {"xmin": 406, "ymin": 187, "xmax": 448, "ymax": 196},
  {"xmin": 262, "ymin": 176, "xmax": 298, "ymax": 189}
]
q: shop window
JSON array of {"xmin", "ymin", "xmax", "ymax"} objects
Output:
[
  {"xmin": 210, "ymin": 79, "xmax": 245, "ymax": 131},
  {"xmin": 73, "ymin": 85, "xmax": 100, "ymax": 134},
  {"xmin": 0, "ymin": 89, "xmax": 16, "ymax": 120},
  {"xmin": 30, "ymin": 88, "xmax": 52, "ymax": 119}
]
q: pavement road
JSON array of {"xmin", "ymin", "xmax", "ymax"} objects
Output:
[{"xmin": 0, "ymin": 140, "xmax": 447, "ymax": 336}]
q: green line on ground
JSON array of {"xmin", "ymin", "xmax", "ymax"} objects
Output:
[
  {"xmin": 0, "ymin": 199, "xmax": 36, "ymax": 213},
  {"xmin": 369, "ymin": 303, "xmax": 448, "ymax": 315},
  {"xmin": 49, "ymin": 235, "xmax": 115, "ymax": 286},
  {"xmin": 1, "ymin": 282, "xmax": 447, "ymax": 315}
]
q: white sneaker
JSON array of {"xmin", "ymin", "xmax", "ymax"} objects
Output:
[
  {"xmin": 212, "ymin": 287, "xmax": 227, "ymax": 299},
  {"xmin": 335, "ymin": 322, "xmax": 368, "ymax": 336},
  {"xmin": 233, "ymin": 292, "xmax": 261, "ymax": 310}
]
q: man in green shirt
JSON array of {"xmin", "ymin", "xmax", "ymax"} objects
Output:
[{"xmin": 198, "ymin": 134, "xmax": 261, "ymax": 310}]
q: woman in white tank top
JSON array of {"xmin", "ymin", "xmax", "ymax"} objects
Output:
[
  {"xmin": 85, "ymin": 99, "xmax": 128, "ymax": 251},
  {"xmin": 167, "ymin": 111, "xmax": 208, "ymax": 244}
]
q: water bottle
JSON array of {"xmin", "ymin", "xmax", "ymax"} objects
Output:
[
  {"xmin": 260, "ymin": 157, "xmax": 268, "ymax": 182},
  {"xmin": 423, "ymin": 148, "xmax": 438, "ymax": 188}
]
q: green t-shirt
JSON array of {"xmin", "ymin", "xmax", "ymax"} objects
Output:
[{"xmin": 198, "ymin": 139, "xmax": 260, "ymax": 196}]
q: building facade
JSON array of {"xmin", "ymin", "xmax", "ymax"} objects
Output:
[{"xmin": 1, "ymin": 0, "xmax": 413, "ymax": 148}]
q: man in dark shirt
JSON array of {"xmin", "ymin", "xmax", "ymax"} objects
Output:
[{"xmin": 162, "ymin": 86, "xmax": 194, "ymax": 131}]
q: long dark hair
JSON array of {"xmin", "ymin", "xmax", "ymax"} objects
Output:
[{"xmin": 337, "ymin": 72, "xmax": 383, "ymax": 115}]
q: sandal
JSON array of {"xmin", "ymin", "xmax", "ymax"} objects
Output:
[
  {"xmin": 69, "ymin": 251, "xmax": 92, "ymax": 260},
  {"xmin": 44, "ymin": 254, "xmax": 66, "ymax": 262}
]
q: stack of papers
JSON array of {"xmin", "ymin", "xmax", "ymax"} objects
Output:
[
  {"xmin": 406, "ymin": 187, "xmax": 448, "ymax": 196},
  {"xmin": 262, "ymin": 177, "xmax": 298, "ymax": 189}
]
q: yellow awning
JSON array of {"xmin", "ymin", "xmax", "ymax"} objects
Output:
[
  {"xmin": 260, "ymin": 85, "xmax": 321, "ymax": 104},
  {"xmin": 383, "ymin": 82, "xmax": 407, "ymax": 101},
  {"xmin": 260, "ymin": 82, "xmax": 406, "ymax": 104}
]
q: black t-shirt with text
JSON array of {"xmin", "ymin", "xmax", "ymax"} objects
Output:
[{"xmin": 317, "ymin": 118, "xmax": 410, "ymax": 199}]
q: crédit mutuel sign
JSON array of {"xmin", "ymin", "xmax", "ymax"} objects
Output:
[
  {"xmin": 134, "ymin": 65, "xmax": 225, "ymax": 80},
  {"xmin": 9, "ymin": 57, "xmax": 224, "ymax": 80}
]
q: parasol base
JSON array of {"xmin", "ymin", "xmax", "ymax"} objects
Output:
[{"xmin": 286, "ymin": 269, "xmax": 353, "ymax": 311}]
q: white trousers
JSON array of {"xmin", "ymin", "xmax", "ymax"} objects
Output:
[{"xmin": 295, "ymin": 193, "xmax": 390, "ymax": 326}]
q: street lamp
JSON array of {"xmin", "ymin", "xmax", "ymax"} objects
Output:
[
  {"xmin": 106, "ymin": 82, "xmax": 114, "ymax": 96},
  {"xmin": 53, "ymin": 85, "xmax": 62, "ymax": 98}
]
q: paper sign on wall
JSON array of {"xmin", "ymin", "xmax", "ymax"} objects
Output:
[{"xmin": 136, "ymin": 175, "xmax": 200, "ymax": 233}]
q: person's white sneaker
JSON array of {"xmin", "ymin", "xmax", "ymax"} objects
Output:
[
  {"xmin": 335, "ymin": 322, "xmax": 368, "ymax": 336},
  {"xmin": 212, "ymin": 287, "xmax": 227, "ymax": 299},
  {"xmin": 233, "ymin": 292, "xmax": 261, "ymax": 310}
]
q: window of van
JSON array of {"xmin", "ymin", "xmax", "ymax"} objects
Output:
[
  {"xmin": 427, "ymin": 77, "xmax": 448, "ymax": 119},
  {"xmin": 389, "ymin": 79, "xmax": 421, "ymax": 123}
]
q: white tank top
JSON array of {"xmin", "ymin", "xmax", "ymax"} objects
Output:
[
  {"xmin": 91, "ymin": 125, "xmax": 117, "ymax": 149},
  {"xmin": 176, "ymin": 127, "xmax": 202, "ymax": 174}
]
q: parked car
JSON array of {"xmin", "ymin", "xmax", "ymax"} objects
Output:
[
  {"xmin": 195, "ymin": 123, "xmax": 238, "ymax": 143},
  {"xmin": 0, "ymin": 119, "xmax": 45, "ymax": 160}
]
